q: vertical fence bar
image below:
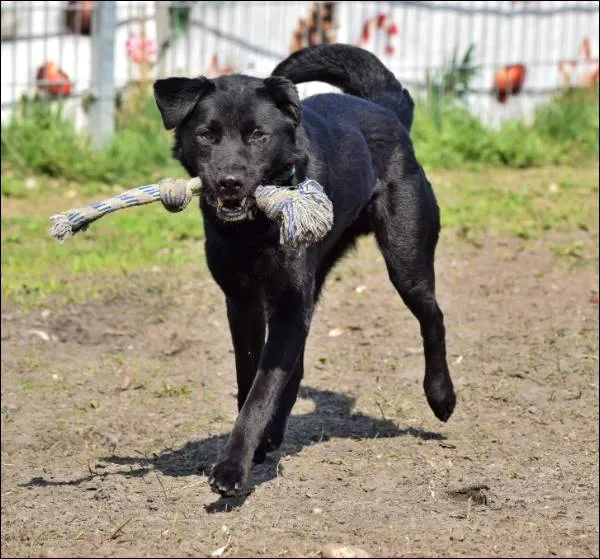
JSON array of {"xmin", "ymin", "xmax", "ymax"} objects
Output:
[
  {"xmin": 479, "ymin": 2, "xmax": 489, "ymax": 122},
  {"xmin": 156, "ymin": 1, "xmax": 170, "ymax": 79},
  {"xmin": 491, "ymin": 2, "xmax": 501, "ymax": 124},
  {"xmin": 11, "ymin": 2, "xmax": 17, "ymax": 104},
  {"xmin": 27, "ymin": 2, "xmax": 33, "ymax": 94},
  {"xmin": 171, "ymin": 1, "xmax": 176, "ymax": 73},
  {"xmin": 73, "ymin": 0, "xmax": 81, "ymax": 94},
  {"xmin": 464, "ymin": 3, "xmax": 474, "ymax": 116},
  {"xmin": 90, "ymin": 0, "xmax": 116, "ymax": 148},
  {"xmin": 532, "ymin": 1, "xmax": 542, "ymax": 92},
  {"xmin": 344, "ymin": 0, "xmax": 352, "ymax": 45},
  {"xmin": 59, "ymin": 1, "xmax": 65, "ymax": 88},
  {"xmin": 43, "ymin": 1, "xmax": 49, "ymax": 65},
  {"xmin": 202, "ymin": 2, "xmax": 208, "ymax": 73},
  {"xmin": 186, "ymin": 3, "xmax": 193, "ymax": 76}
]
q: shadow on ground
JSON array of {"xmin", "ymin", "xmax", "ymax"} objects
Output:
[{"xmin": 22, "ymin": 386, "xmax": 445, "ymax": 510}]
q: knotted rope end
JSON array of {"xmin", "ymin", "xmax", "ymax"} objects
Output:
[
  {"xmin": 158, "ymin": 177, "xmax": 203, "ymax": 213},
  {"xmin": 49, "ymin": 214, "xmax": 73, "ymax": 243},
  {"xmin": 256, "ymin": 179, "xmax": 334, "ymax": 249}
]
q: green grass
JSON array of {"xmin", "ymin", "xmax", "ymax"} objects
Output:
[
  {"xmin": 413, "ymin": 86, "xmax": 599, "ymax": 169},
  {"xmin": 2, "ymin": 163, "xmax": 597, "ymax": 308},
  {"xmin": 1, "ymin": 87, "xmax": 598, "ymax": 307},
  {"xmin": 1, "ymin": 194, "xmax": 206, "ymax": 306},
  {"xmin": 430, "ymin": 165, "xmax": 599, "ymax": 240}
]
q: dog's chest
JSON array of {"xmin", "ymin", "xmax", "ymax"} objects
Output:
[{"xmin": 208, "ymin": 240, "xmax": 303, "ymax": 295}]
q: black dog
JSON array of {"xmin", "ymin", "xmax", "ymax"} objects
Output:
[{"xmin": 153, "ymin": 44, "xmax": 456, "ymax": 496}]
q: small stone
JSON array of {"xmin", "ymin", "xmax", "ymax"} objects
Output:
[
  {"xmin": 28, "ymin": 329, "xmax": 50, "ymax": 342},
  {"xmin": 25, "ymin": 177, "xmax": 38, "ymax": 190},
  {"xmin": 450, "ymin": 529, "xmax": 465, "ymax": 542}
]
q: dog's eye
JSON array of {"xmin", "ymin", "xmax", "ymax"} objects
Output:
[
  {"xmin": 197, "ymin": 129, "xmax": 216, "ymax": 143},
  {"xmin": 248, "ymin": 129, "xmax": 267, "ymax": 143}
]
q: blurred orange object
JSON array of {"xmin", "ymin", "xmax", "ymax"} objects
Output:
[
  {"xmin": 494, "ymin": 64, "xmax": 527, "ymax": 103},
  {"xmin": 558, "ymin": 37, "xmax": 599, "ymax": 88},
  {"xmin": 36, "ymin": 61, "xmax": 73, "ymax": 98}
]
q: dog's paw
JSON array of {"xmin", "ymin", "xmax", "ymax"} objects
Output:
[
  {"xmin": 424, "ymin": 375, "xmax": 456, "ymax": 422},
  {"xmin": 208, "ymin": 459, "xmax": 248, "ymax": 497}
]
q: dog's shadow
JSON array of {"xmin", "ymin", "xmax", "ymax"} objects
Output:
[{"xmin": 23, "ymin": 386, "xmax": 445, "ymax": 512}]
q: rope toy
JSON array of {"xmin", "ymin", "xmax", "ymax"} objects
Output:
[{"xmin": 49, "ymin": 177, "xmax": 334, "ymax": 249}]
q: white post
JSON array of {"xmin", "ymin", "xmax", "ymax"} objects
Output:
[{"xmin": 90, "ymin": 1, "xmax": 116, "ymax": 148}]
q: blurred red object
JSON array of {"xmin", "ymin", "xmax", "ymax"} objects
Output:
[
  {"xmin": 494, "ymin": 64, "xmax": 527, "ymax": 103},
  {"xmin": 356, "ymin": 13, "xmax": 399, "ymax": 56},
  {"xmin": 65, "ymin": 0, "xmax": 92, "ymax": 36},
  {"xmin": 36, "ymin": 61, "xmax": 73, "ymax": 98},
  {"xmin": 205, "ymin": 54, "xmax": 237, "ymax": 78},
  {"xmin": 126, "ymin": 33, "xmax": 157, "ymax": 65}
]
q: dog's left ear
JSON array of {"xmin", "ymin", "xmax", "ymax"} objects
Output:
[{"xmin": 261, "ymin": 76, "xmax": 302, "ymax": 125}]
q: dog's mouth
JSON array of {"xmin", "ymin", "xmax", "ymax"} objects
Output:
[{"xmin": 215, "ymin": 196, "xmax": 255, "ymax": 222}]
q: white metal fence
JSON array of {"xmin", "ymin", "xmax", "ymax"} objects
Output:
[{"xmin": 1, "ymin": 1, "xmax": 598, "ymax": 141}]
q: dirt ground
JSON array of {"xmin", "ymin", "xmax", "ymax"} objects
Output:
[{"xmin": 1, "ymin": 226, "xmax": 598, "ymax": 557}]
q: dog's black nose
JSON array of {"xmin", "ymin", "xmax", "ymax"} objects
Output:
[{"xmin": 217, "ymin": 175, "xmax": 243, "ymax": 194}]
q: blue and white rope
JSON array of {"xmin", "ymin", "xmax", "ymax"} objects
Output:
[{"xmin": 49, "ymin": 177, "xmax": 333, "ymax": 249}]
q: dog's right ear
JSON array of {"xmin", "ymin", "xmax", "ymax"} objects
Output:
[{"xmin": 153, "ymin": 77, "xmax": 215, "ymax": 130}]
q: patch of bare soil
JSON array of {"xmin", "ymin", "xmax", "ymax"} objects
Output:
[{"xmin": 1, "ymin": 230, "xmax": 598, "ymax": 557}]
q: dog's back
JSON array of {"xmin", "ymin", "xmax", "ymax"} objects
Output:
[{"xmin": 272, "ymin": 44, "xmax": 415, "ymax": 132}]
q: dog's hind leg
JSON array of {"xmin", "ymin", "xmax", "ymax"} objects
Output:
[{"xmin": 369, "ymin": 173, "xmax": 456, "ymax": 422}]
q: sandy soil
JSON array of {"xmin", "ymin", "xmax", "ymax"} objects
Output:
[{"xmin": 1, "ymin": 229, "xmax": 598, "ymax": 557}]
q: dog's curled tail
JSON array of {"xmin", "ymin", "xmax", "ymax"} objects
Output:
[{"xmin": 271, "ymin": 44, "xmax": 414, "ymax": 132}]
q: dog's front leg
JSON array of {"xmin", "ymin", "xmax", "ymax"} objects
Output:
[
  {"xmin": 226, "ymin": 296, "xmax": 266, "ymax": 412},
  {"xmin": 209, "ymin": 295, "xmax": 312, "ymax": 496}
]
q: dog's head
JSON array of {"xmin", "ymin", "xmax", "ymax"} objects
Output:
[{"xmin": 153, "ymin": 74, "xmax": 302, "ymax": 222}]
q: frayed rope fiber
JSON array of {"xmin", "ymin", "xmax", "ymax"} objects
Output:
[
  {"xmin": 255, "ymin": 181, "xmax": 333, "ymax": 249},
  {"xmin": 49, "ymin": 177, "xmax": 333, "ymax": 249}
]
